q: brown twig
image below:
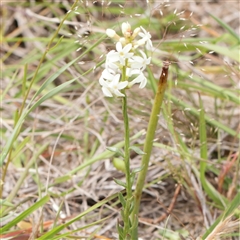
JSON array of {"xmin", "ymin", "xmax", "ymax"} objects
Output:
[{"xmin": 139, "ymin": 184, "xmax": 181, "ymax": 224}]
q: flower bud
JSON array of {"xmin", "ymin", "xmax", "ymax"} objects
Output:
[
  {"xmin": 119, "ymin": 37, "xmax": 127, "ymax": 46},
  {"xmin": 121, "ymin": 22, "xmax": 132, "ymax": 38},
  {"xmin": 106, "ymin": 29, "xmax": 121, "ymax": 41},
  {"xmin": 106, "ymin": 29, "xmax": 117, "ymax": 38},
  {"xmin": 113, "ymin": 158, "xmax": 126, "ymax": 173},
  {"xmin": 136, "ymin": 38, "xmax": 146, "ymax": 47},
  {"xmin": 132, "ymin": 27, "xmax": 140, "ymax": 39}
]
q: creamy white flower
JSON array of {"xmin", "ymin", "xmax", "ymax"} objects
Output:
[
  {"xmin": 100, "ymin": 73, "xmax": 128, "ymax": 97},
  {"xmin": 125, "ymin": 68, "xmax": 141, "ymax": 79},
  {"xmin": 128, "ymin": 72, "xmax": 147, "ymax": 89},
  {"xmin": 105, "ymin": 43, "xmax": 133, "ymax": 66},
  {"xmin": 138, "ymin": 26, "xmax": 153, "ymax": 51},
  {"xmin": 129, "ymin": 50, "xmax": 151, "ymax": 71},
  {"xmin": 99, "ymin": 69, "xmax": 116, "ymax": 83},
  {"xmin": 105, "ymin": 61, "xmax": 119, "ymax": 72},
  {"xmin": 116, "ymin": 42, "xmax": 133, "ymax": 58},
  {"xmin": 105, "ymin": 50, "xmax": 121, "ymax": 71}
]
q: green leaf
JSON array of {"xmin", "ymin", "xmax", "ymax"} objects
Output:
[
  {"xmin": 53, "ymin": 175, "xmax": 72, "ymax": 184},
  {"xmin": 0, "ymin": 199, "xmax": 14, "ymax": 207},
  {"xmin": 129, "ymin": 146, "xmax": 145, "ymax": 155},
  {"xmin": 132, "ymin": 165, "xmax": 145, "ymax": 174},
  {"xmin": 118, "ymin": 192, "xmax": 126, "ymax": 208},
  {"xmin": 198, "ymin": 94, "xmax": 227, "ymax": 207},
  {"xmin": 0, "ymin": 195, "xmax": 50, "ymax": 232},
  {"xmin": 120, "ymin": 209, "xmax": 125, "ymax": 219},
  {"xmin": 129, "ymin": 202, "xmax": 134, "ymax": 215},
  {"xmin": 107, "ymin": 147, "xmax": 124, "ymax": 157},
  {"xmin": 28, "ymin": 78, "xmax": 77, "ymax": 113},
  {"xmin": 193, "ymin": 43, "xmax": 239, "ymax": 62},
  {"xmin": 130, "ymin": 172, "xmax": 136, "ymax": 186},
  {"xmin": 113, "ymin": 178, "xmax": 127, "ymax": 188},
  {"xmin": 117, "ymin": 222, "xmax": 124, "ymax": 240},
  {"xmin": 12, "ymin": 136, "xmax": 30, "ymax": 167},
  {"xmin": 210, "ymin": 13, "xmax": 240, "ymax": 42}
]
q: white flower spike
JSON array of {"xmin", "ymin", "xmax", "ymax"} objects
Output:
[{"xmin": 100, "ymin": 22, "xmax": 152, "ymax": 97}]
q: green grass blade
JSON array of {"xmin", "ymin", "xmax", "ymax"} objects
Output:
[
  {"xmin": 0, "ymin": 195, "xmax": 50, "ymax": 232},
  {"xmin": 198, "ymin": 94, "xmax": 227, "ymax": 207},
  {"xmin": 193, "ymin": 43, "xmax": 239, "ymax": 62},
  {"xmin": 209, "ymin": 13, "xmax": 240, "ymax": 42},
  {"xmin": 50, "ymin": 217, "xmax": 110, "ymax": 240},
  {"xmin": 37, "ymin": 192, "xmax": 121, "ymax": 240}
]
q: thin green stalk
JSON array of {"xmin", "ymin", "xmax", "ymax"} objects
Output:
[
  {"xmin": 122, "ymin": 91, "xmax": 133, "ymax": 239},
  {"xmin": 131, "ymin": 62, "xmax": 170, "ymax": 239}
]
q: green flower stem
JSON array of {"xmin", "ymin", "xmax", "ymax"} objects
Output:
[
  {"xmin": 122, "ymin": 91, "xmax": 133, "ymax": 239},
  {"xmin": 131, "ymin": 62, "xmax": 170, "ymax": 239}
]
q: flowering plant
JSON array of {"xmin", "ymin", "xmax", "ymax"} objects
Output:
[
  {"xmin": 98, "ymin": 22, "xmax": 169, "ymax": 240},
  {"xmin": 99, "ymin": 22, "xmax": 153, "ymax": 97}
]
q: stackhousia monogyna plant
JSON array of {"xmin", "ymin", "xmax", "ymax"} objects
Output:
[{"xmin": 99, "ymin": 22, "xmax": 170, "ymax": 239}]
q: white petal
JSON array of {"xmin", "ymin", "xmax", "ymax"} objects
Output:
[
  {"xmin": 146, "ymin": 40, "xmax": 153, "ymax": 51},
  {"xmin": 113, "ymin": 89, "xmax": 125, "ymax": 97},
  {"xmin": 130, "ymin": 69, "xmax": 141, "ymax": 75},
  {"xmin": 107, "ymin": 51, "xmax": 120, "ymax": 62},
  {"xmin": 132, "ymin": 74, "xmax": 143, "ymax": 84},
  {"xmin": 116, "ymin": 42, "xmax": 122, "ymax": 52},
  {"xmin": 118, "ymin": 81, "xmax": 128, "ymax": 89},
  {"xmin": 126, "ymin": 68, "xmax": 132, "ymax": 77},
  {"xmin": 102, "ymin": 86, "xmax": 113, "ymax": 97},
  {"xmin": 99, "ymin": 75, "xmax": 105, "ymax": 86},
  {"xmin": 106, "ymin": 62, "xmax": 119, "ymax": 71},
  {"xmin": 112, "ymin": 74, "xmax": 121, "ymax": 84},
  {"xmin": 139, "ymin": 50, "xmax": 147, "ymax": 59},
  {"xmin": 102, "ymin": 69, "xmax": 114, "ymax": 80},
  {"xmin": 139, "ymin": 76, "xmax": 147, "ymax": 88},
  {"xmin": 123, "ymin": 43, "xmax": 132, "ymax": 53},
  {"xmin": 99, "ymin": 78, "xmax": 109, "ymax": 87},
  {"xmin": 140, "ymin": 26, "xmax": 147, "ymax": 34}
]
